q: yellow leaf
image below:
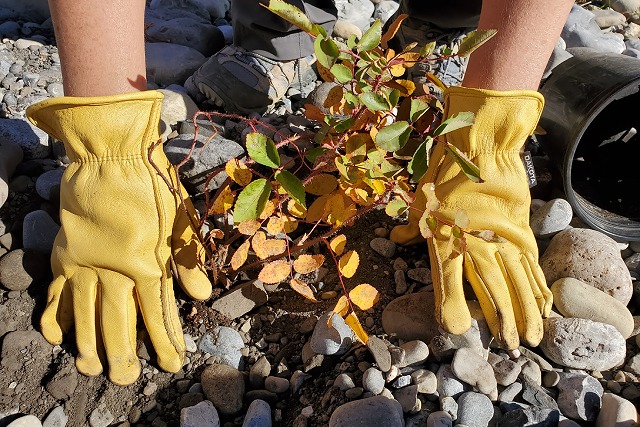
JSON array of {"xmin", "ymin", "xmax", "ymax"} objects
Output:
[
  {"xmin": 304, "ymin": 174, "xmax": 338, "ymax": 196},
  {"xmin": 287, "ymin": 199, "xmax": 307, "ymax": 218},
  {"xmin": 389, "ymin": 63, "xmax": 405, "ymax": 77},
  {"xmin": 238, "ymin": 219, "xmax": 261, "ymax": 236},
  {"xmin": 328, "ymin": 296, "xmax": 350, "ymax": 327},
  {"xmin": 259, "ymin": 199, "xmax": 276, "ymax": 220},
  {"xmin": 338, "ymin": 250, "xmax": 359, "ymax": 278},
  {"xmin": 252, "ymin": 231, "xmax": 287, "ymax": 260},
  {"xmin": 290, "ymin": 278, "xmax": 318, "ymax": 302},
  {"xmin": 258, "ymin": 260, "xmax": 292, "ymax": 284},
  {"xmin": 345, "ymin": 134, "xmax": 370, "ymax": 161},
  {"xmin": 326, "ymin": 193, "xmax": 357, "ymax": 227},
  {"xmin": 329, "ymin": 234, "xmax": 347, "ymax": 256},
  {"xmin": 398, "ymin": 52, "xmax": 421, "ymax": 67},
  {"xmin": 345, "ymin": 312, "xmax": 369, "ymax": 344},
  {"xmin": 225, "ymin": 158, "xmax": 252, "ymax": 186},
  {"xmin": 293, "ymin": 254, "xmax": 325, "ymax": 274},
  {"xmin": 281, "ymin": 214, "xmax": 299, "ymax": 233},
  {"xmin": 209, "ymin": 185, "xmax": 234, "ymax": 215},
  {"xmin": 230, "ymin": 240, "xmax": 250, "ymax": 270},
  {"xmin": 266, "ymin": 216, "xmax": 285, "ymax": 235},
  {"xmin": 324, "ymin": 85, "xmax": 345, "ymax": 109},
  {"xmin": 349, "ymin": 284, "xmax": 379, "ymax": 310},
  {"xmin": 306, "ymin": 194, "xmax": 331, "ymax": 223}
]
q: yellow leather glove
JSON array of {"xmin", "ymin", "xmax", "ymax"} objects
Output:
[
  {"xmin": 390, "ymin": 87, "xmax": 552, "ymax": 349},
  {"xmin": 26, "ymin": 91, "xmax": 212, "ymax": 385}
]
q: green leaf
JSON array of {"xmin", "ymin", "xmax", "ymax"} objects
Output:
[
  {"xmin": 374, "ymin": 121, "xmax": 411, "ymax": 152},
  {"xmin": 433, "ymin": 111, "xmax": 474, "ymax": 136},
  {"xmin": 314, "ymin": 36, "xmax": 339, "ymax": 69},
  {"xmin": 385, "ymin": 197, "xmax": 407, "ymax": 217},
  {"xmin": 246, "ymin": 132, "xmax": 280, "ymax": 168},
  {"xmin": 345, "ymin": 92, "xmax": 360, "ymax": 108},
  {"xmin": 444, "ymin": 144, "xmax": 484, "ymax": 183},
  {"xmin": 234, "ymin": 178, "xmax": 271, "ymax": 223},
  {"xmin": 334, "ymin": 117, "xmax": 355, "ymax": 133},
  {"xmin": 409, "ymin": 98, "xmax": 430, "ymax": 123},
  {"xmin": 419, "ymin": 41, "xmax": 436, "ymax": 58},
  {"xmin": 305, "ymin": 147, "xmax": 328, "ymax": 163},
  {"xmin": 387, "ymin": 89, "xmax": 400, "ymax": 108},
  {"xmin": 360, "ymin": 92, "xmax": 390, "ymax": 111},
  {"xmin": 357, "ymin": 20, "xmax": 382, "ymax": 52},
  {"xmin": 347, "ymin": 34, "xmax": 358, "ymax": 49},
  {"xmin": 313, "ymin": 23, "xmax": 327, "ymax": 38},
  {"xmin": 330, "ymin": 63, "xmax": 353, "ymax": 84},
  {"xmin": 275, "ymin": 170, "xmax": 306, "ymax": 208},
  {"xmin": 407, "ymin": 137, "xmax": 432, "ymax": 182},
  {"xmin": 267, "ymin": 0, "xmax": 318, "ymax": 35},
  {"xmin": 457, "ymin": 29, "xmax": 497, "ymax": 57}
]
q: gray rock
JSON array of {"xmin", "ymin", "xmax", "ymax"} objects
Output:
[
  {"xmin": 264, "ymin": 376, "xmax": 289, "ymax": 394},
  {"xmin": 334, "ymin": 0, "xmax": 375, "ymax": 31},
  {"xmin": 452, "ymin": 348, "xmax": 497, "ymax": 400},
  {"xmin": 430, "ymin": 318, "xmax": 487, "ymax": 362},
  {"xmin": 0, "ymin": 140, "xmax": 23, "ymax": 207},
  {"xmin": 310, "ymin": 311, "xmax": 355, "ymax": 356},
  {"xmin": 180, "ymin": 400, "xmax": 220, "ymax": 427},
  {"xmin": 441, "ymin": 396, "xmax": 458, "ymax": 421},
  {"xmin": 488, "ymin": 353, "xmax": 521, "ymax": 387},
  {"xmin": 367, "ymin": 336, "xmax": 391, "ymax": 372},
  {"xmin": 370, "ymin": 237, "xmax": 396, "ymax": 258},
  {"xmin": 590, "ymin": 7, "xmax": 627, "ymax": 27},
  {"xmin": 145, "ymin": 15, "xmax": 224, "ymax": 56},
  {"xmin": 540, "ymin": 317, "xmax": 626, "ymax": 371},
  {"xmin": 198, "ymin": 326, "xmax": 245, "ymax": 369},
  {"xmin": 398, "ymin": 340, "xmax": 429, "ymax": 367},
  {"xmin": 45, "ymin": 364, "xmax": 78, "ymax": 400},
  {"xmin": 540, "ymin": 228, "xmax": 633, "ymax": 304},
  {"xmin": 391, "ymin": 375, "xmax": 411, "ymax": 389},
  {"xmin": 561, "ymin": 5, "xmax": 626, "ymax": 53},
  {"xmin": 497, "ymin": 407, "xmax": 560, "ymax": 427},
  {"xmin": 407, "ymin": 268, "xmax": 432, "ymax": 284},
  {"xmin": 393, "ymin": 384, "xmax": 419, "ymax": 413},
  {"xmin": 457, "ymin": 392, "xmax": 494, "ymax": 427},
  {"xmin": 543, "ymin": 43, "xmax": 573, "ymax": 79},
  {"xmin": 22, "ymin": 210, "xmax": 60, "ymax": 253},
  {"xmin": 158, "ymin": 86, "xmax": 199, "ymax": 129},
  {"xmin": 6, "ymin": 416, "xmax": 42, "ymax": 427},
  {"xmin": 521, "ymin": 375, "xmax": 558, "ymax": 410},
  {"xmin": 164, "ymin": 131, "xmax": 244, "ymax": 194},
  {"xmin": 334, "ymin": 373, "xmax": 355, "ymax": 391},
  {"xmin": 362, "ymin": 367, "xmax": 385, "ymax": 395},
  {"xmin": 145, "ymin": 42, "xmax": 206, "ymax": 87},
  {"xmin": 609, "ymin": 0, "xmax": 640, "ymax": 15},
  {"xmin": 0, "ymin": 249, "xmax": 49, "ymax": 291},
  {"xmin": 498, "ymin": 382, "xmax": 523, "ymax": 403},
  {"xmin": 0, "ymin": 118, "xmax": 50, "ymax": 159},
  {"xmin": 42, "ymin": 406, "xmax": 67, "ymax": 427},
  {"xmin": 551, "ymin": 277, "xmax": 634, "ymax": 338},
  {"xmin": 47, "ymin": 82, "xmax": 63, "ymax": 97},
  {"xmin": 373, "ymin": 0, "xmax": 399, "ymax": 24},
  {"xmin": 595, "ymin": 393, "xmax": 639, "ymax": 426},
  {"xmin": 529, "ymin": 198, "xmax": 572, "ymax": 238},
  {"xmin": 427, "ymin": 411, "xmax": 453, "ymax": 427},
  {"xmin": 89, "ymin": 403, "xmax": 114, "ymax": 427},
  {"xmin": 0, "ymin": 0, "xmax": 49, "ymax": 22},
  {"xmin": 242, "ymin": 399, "xmax": 272, "ymax": 427},
  {"xmin": 329, "ymin": 396, "xmax": 404, "ymax": 427},
  {"xmin": 35, "ymin": 168, "xmax": 64, "ymax": 201},
  {"xmin": 437, "ymin": 364, "xmax": 470, "ymax": 399},
  {"xmin": 249, "ymin": 356, "xmax": 271, "ymax": 389},
  {"xmin": 211, "ymin": 280, "xmax": 268, "ymax": 320},
  {"xmin": 517, "ymin": 346, "xmax": 553, "ymax": 372},
  {"xmin": 556, "ymin": 372, "xmax": 603, "ymax": 422},
  {"xmin": 411, "ymin": 369, "xmax": 437, "ymax": 394},
  {"xmin": 382, "ymin": 291, "xmax": 440, "ymax": 342},
  {"xmin": 394, "ymin": 270, "xmax": 407, "ymax": 294},
  {"xmin": 520, "ymin": 359, "xmax": 542, "ymax": 386},
  {"xmin": 201, "ymin": 364, "xmax": 245, "ymax": 416}
]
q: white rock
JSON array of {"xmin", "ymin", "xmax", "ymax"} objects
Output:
[
  {"xmin": 241, "ymin": 399, "xmax": 271, "ymax": 427},
  {"xmin": 362, "ymin": 367, "xmax": 385, "ymax": 395},
  {"xmin": 332, "ymin": 19, "xmax": 362, "ymax": 39},
  {"xmin": 451, "ymin": 348, "xmax": 497, "ymax": 400},
  {"xmin": 529, "ymin": 198, "xmax": 572, "ymax": 238},
  {"xmin": 589, "ymin": 7, "xmax": 628, "ymax": 28},
  {"xmin": 88, "ymin": 403, "xmax": 114, "ymax": 427},
  {"xmin": 180, "ymin": 400, "xmax": 220, "ymax": 427},
  {"xmin": 609, "ymin": 0, "xmax": 640, "ymax": 15},
  {"xmin": 456, "ymin": 392, "xmax": 494, "ymax": 427},
  {"xmin": 562, "ymin": 5, "xmax": 626, "ymax": 53},
  {"xmin": 7, "ymin": 416, "xmax": 42, "ymax": 427},
  {"xmin": 42, "ymin": 406, "xmax": 67, "ymax": 427},
  {"xmin": 539, "ymin": 317, "xmax": 626, "ymax": 371},
  {"xmin": 329, "ymin": 396, "xmax": 404, "ymax": 427},
  {"xmin": 551, "ymin": 277, "xmax": 634, "ymax": 338},
  {"xmin": 310, "ymin": 311, "xmax": 355, "ymax": 356},
  {"xmin": 595, "ymin": 393, "xmax": 639, "ymax": 426},
  {"xmin": 373, "ymin": 1, "xmax": 399, "ymax": 25},
  {"xmin": 334, "ymin": 0, "xmax": 375, "ymax": 31}
]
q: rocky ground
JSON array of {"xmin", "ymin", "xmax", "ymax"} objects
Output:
[{"xmin": 1, "ymin": 0, "xmax": 640, "ymax": 426}]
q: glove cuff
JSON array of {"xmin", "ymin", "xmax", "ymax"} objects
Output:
[
  {"xmin": 26, "ymin": 91, "xmax": 164, "ymax": 162},
  {"xmin": 443, "ymin": 86, "xmax": 544, "ymax": 154}
]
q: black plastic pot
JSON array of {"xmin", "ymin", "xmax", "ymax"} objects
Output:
[{"xmin": 539, "ymin": 47, "xmax": 640, "ymax": 241}]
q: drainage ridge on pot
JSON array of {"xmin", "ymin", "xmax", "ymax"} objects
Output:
[{"xmin": 539, "ymin": 47, "xmax": 640, "ymax": 242}]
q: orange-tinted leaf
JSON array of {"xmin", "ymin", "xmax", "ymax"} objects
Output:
[
  {"xmin": 225, "ymin": 158, "xmax": 252, "ymax": 186},
  {"xmin": 324, "ymin": 85, "xmax": 345, "ymax": 108},
  {"xmin": 304, "ymin": 103, "xmax": 326, "ymax": 123},
  {"xmin": 338, "ymin": 250, "xmax": 359, "ymax": 278},
  {"xmin": 329, "ymin": 296, "xmax": 350, "ymax": 327},
  {"xmin": 349, "ymin": 284, "xmax": 379, "ymax": 310},
  {"xmin": 252, "ymin": 231, "xmax": 287, "ymax": 260},
  {"xmin": 210, "ymin": 229, "xmax": 225, "ymax": 240},
  {"xmin": 380, "ymin": 13, "xmax": 408, "ymax": 49},
  {"xmin": 258, "ymin": 260, "xmax": 292, "ymax": 284},
  {"xmin": 329, "ymin": 234, "xmax": 347, "ymax": 256},
  {"xmin": 345, "ymin": 312, "xmax": 369, "ymax": 344},
  {"xmin": 316, "ymin": 61, "xmax": 334, "ymax": 82},
  {"xmin": 293, "ymin": 254, "xmax": 325, "ymax": 274},
  {"xmin": 266, "ymin": 216, "xmax": 285, "ymax": 235},
  {"xmin": 209, "ymin": 185, "xmax": 234, "ymax": 215},
  {"xmin": 230, "ymin": 240, "xmax": 250, "ymax": 270},
  {"xmin": 238, "ymin": 219, "xmax": 261, "ymax": 236},
  {"xmin": 290, "ymin": 278, "xmax": 318, "ymax": 302},
  {"xmin": 306, "ymin": 194, "xmax": 330, "ymax": 223},
  {"xmin": 304, "ymin": 174, "xmax": 338, "ymax": 196}
]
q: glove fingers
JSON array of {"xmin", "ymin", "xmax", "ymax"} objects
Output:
[
  {"xmin": 464, "ymin": 251, "xmax": 520, "ymax": 350},
  {"xmin": 41, "ymin": 275, "xmax": 72, "ymax": 345},
  {"xmin": 430, "ymin": 240, "xmax": 471, "ymax": 335},
  {"xmin": 136, "ymin": 277, "xmax": 185, "ymax": 373},
  {"xmin": 98, "ymin": 269, "xmax": 141, "ymax": 386},
  {"xmin": 500, "ymin": 253, "xmax": 544, "ymax": 347},
  {"xmin": 172, "ymin": 197, "xmax": 212, "ymax": 301},
  {"xmin": 69, "ymin": 269, "xmax": 103, "ymax": 377},
  {"xmin": 525, "ymin": 253, "xmax": 553, "ymax": 317},
  {"xmin": 389, "ymin": 180, "xmax": 427, "ymax": 245}
]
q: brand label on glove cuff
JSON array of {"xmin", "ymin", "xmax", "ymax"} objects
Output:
[{"xmin": 522, "ymin": 151, "xmax": 537, "ymax": 188}]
